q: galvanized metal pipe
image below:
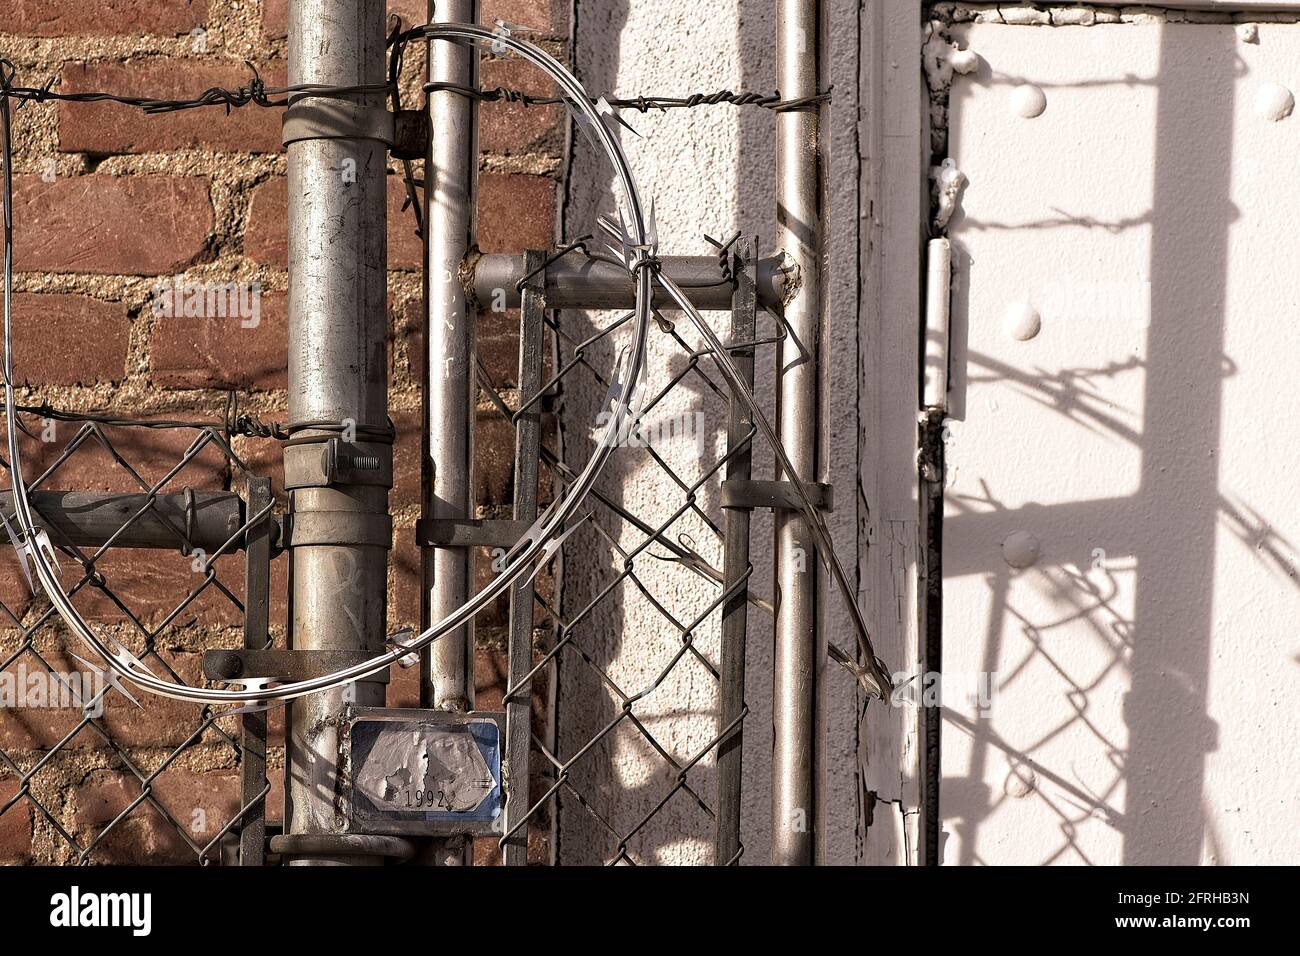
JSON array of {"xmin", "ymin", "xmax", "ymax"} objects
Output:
[
  {"xmin": 1, "ymin": 490, "xmax": 244, "ymax": 552},
  {"xmin": 422, "ymin": 0, "xmax": 478, "ymax": 716},
  {"xmin": 469, "ymin": 252, "xmax": 790, "ymax": 312},
  {"xmin": 420, "ymin": 0, "xmax": 479, "ymax": 868},
  {"xmin": 284, "ymin": 0, "xmax": 391, "ymax": 866},
  {"xmin": 772, "ymin": 0, "xmax": 829, "ymax": 866}
]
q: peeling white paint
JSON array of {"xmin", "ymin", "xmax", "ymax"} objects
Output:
[{"xmin": 932, "ymin": 158, "xmax": 969, "ymax": 229}]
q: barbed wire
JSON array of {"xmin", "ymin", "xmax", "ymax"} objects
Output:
[
  {"xmin": 0, "ymin": 400, "xmax": 396, "ymax": 445},
  {"xmin": 423, "ymin": 83, "xmax": 832, "ymax": 114},
  {"xmin": 0, "ymin": 54, "xmax": 830, "ymax": 119}
]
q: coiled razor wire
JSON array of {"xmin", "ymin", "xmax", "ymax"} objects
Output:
[
  {"xmin": 2, "ymin": 25, "xmax": 652, "ymax": 709},
  {"xmin": 0, "ymin": 23, "xmax": 891, "ymax": 710}
]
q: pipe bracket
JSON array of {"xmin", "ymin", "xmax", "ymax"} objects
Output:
[
  {"xmin": 283, "ymin": 438, "xmax": 393, "ymax": 490},
  {"xmin": 721, "ymin": 479, "xmax": 834, "ymax": 513},
  {"xmin": 282, "ymin": 103, "xmax": 427, "ymax": 158},
  {"xmin": 284, "ymin": 511, "xmax": 393, "ymax": 549},
  {"xmin": 416, "ymin": 517, "xmax": 532, "ymax": 549},
  {"xmin": 204, "ymin": 648, "xmax": 391, "ymax": 685}
]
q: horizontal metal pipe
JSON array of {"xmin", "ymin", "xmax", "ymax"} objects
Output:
[
  {"xmin": 3, "ymin": 490, "xmax": 244, "ymax": 552},
  {"xmin": 469, "ymin": 252, "xmax": 791, "ymax": 312}
]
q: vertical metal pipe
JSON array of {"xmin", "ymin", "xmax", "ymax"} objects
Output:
[
  {"xmin": 284, "ymin": 0, "xmax": 391, "ymax": 866},
  {"xmin": 422, "ymin": 0, "xmax": 479, "ymax": 865},
  {"xmin": 422, "ymin": 0, "xmax": 478, "ymax": 714},
  {"xmin": 772, "ymin": 0, "xmax": 829, "ymax": 866}
]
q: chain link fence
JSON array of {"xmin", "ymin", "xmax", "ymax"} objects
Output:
[
  {"xmin": 0, "ymin": 410, "xmax": 277, "ymax": 864},
  {"xmin": 478, "ymin": 238, "xmax": 779, "ymax": 865},
  {"xmin": 0, "ymin": 16, "xmax": 837, "ymax": 867},
  {"xmin": 1, "ymin": 243, "xmax": 780, "ymax": 865}
]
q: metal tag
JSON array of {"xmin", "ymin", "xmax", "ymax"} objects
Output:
[{"xmin": 342, "ymin": 708, "xmax": 505, "ymax": 836}]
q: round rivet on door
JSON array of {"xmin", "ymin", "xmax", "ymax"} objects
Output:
[
  {"xmin": 1002, "ymin": 531, "xmax": 1040, "ymax": 569},
  {"xmin": 1255, "ymin": 82, "xmax": 1294, "ymax": 121},
  {"xmin": 1011, "ymin": 83, "xmax": 1047, "ymax": 119},
  {"xmin": 1003, "ymin": 302, "xmax": 1041, "ymax": 341}
]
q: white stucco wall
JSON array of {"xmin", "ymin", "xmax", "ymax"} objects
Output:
[
  {"xmin": 557, "ymin": 0, "xmax": 864, "ymax": 863},
  {"xmin": 942, "ymin": 17, "xmax": 1300, "ymax": 865}
]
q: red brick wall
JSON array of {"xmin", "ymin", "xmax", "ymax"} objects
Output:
[{"xmin": 0, "ymin": 0, "xmax": 565, "ymax": 865}]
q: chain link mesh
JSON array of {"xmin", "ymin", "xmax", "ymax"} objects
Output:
[
  {"xmin": 1, "ymin": 250, "xmax": 781, "ymax": 866},
  {"xmin": 0, "ymin": 412, "xmax": 277, "ymax": 864},
  {"xmin": 482, "ymin": 252, "xmax": 778, "ymax": 864}
]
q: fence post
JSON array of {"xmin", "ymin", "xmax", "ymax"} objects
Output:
[
  {"xmin": 421, "ymin": 0, "xmax": 480, "ymax": 866},
  {"xmin": 239, "ymin": 477, "xmax": 273, "ymax": 866},
  {"xmin": 772, "ymin": 0, "xmax": 829, "ymax": 865},
  {"xmin": 501, "ymin": 251, "xmax": 547, "ymax": 865},
  {"xmin": 283, "ymin": 0, "xmax": 392, "ymax": 866},
  {"xmin": 717, "ymin": 237, "xmax": 758, "ymax": 865}
]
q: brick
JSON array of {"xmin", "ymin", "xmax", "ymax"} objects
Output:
[
  {"xmin": 9, "ymin": 294, "xmax": 130, "ymax": 387},
  {"xmin": 73, "ymin": 765, "xmax": 243, "ymax": 864},
  {"xmin": 482, "ymin": 0, "xmax": 561, "ymax": 34},
  {"xmin": 390, "ymin": 407, "xmax": 422, "ymax": 509},
  {"xmin": 291, "ymin": 0, "xmax": 562, "ymax": 36},
  {"xmin": 262, "ymin": 1, "xmax": 562, "ymax": 47},
  {"xmin": 478, "ymin": 173, "xmax": 554, "ymax": 252},
  {"xmin": 384, "ymin": 0, "xmax": 426, "ymax": 32},
  {"xmin": 13, "ymin": 175, "xmax": 212, "ymax": 276},
  {"xmin": 473, "ymin": 827, "xmax": 548, "ymax": 865},
  {"xmin": 0, "ymin": 651, "xmax": 86, "ymax": 752},
  {"xmin": 59, "ymin": 60, "xmax": 285, "ymax": 155},
  {"xmin": 19, "ymin": 415, "xmax": 228, "ymax": 494},
  {"xmin": 242, "ymin": 177, "xmax": 287, "ymax": 265},
  {"xmin": 383, "ymin": 642, "xmax": 551, "ymax": 730},
  {"xmin": 387, "ymin": 652, "xmax": 420, "ymax": 708},
  {"xmin": 97, "ymin": 652, "xmax": 212, "ymax": 750},
  {"xmin": 476, "ymin": 416, "xmax": 518, "ymax": 505},
  {"xmin": 151, "ymin": 290, "xmax": 288, "ymax": 389},
  {"xmin": 480, "ymin": 58, "xmax": 560, "ymax": 155},
  {"xmin": 389, "ymin": 531, "xmax": 552, "ymax": 638},
  {"xmin": 389, "ymin": 534, "xmax": 530, "ymax": 633},
  {"xmin": 0, "ymin": 551, "xmax": 33, "ymax": 623},
  {"xmin": 388, "ymin": 180, "xmax": 424, "ymax": 269},
  {"xmin": 0, "ymin": 649, "xmax": 207, "ymax": 752},
  {"xmin": 3, "ymin": 0, "xmax": 210, "ymax": 37},
  {"xmin": 391, "ymin": 535, "xmax": 422, "ymax": 631},
  {"xmin": 391, "ymin": 408, "xmax": 516, "ymax": 509},
  {"xmin": 261, "ymin": 0, "xmax": 288, "ymax": 38},
  {"xmin": 244, "ymin": 176, "xmax": 422, "ymax": 270},
  {"xmin": 68, "ymin": 548, "xmax": 247, "ymax": 626},
  {"xmin": 403, "ymin": 301, "xmax": 527, "ymax": 388},
  {"xmin": 0, "ymin": 780, "xmax": 32, "ymax": 864}
]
